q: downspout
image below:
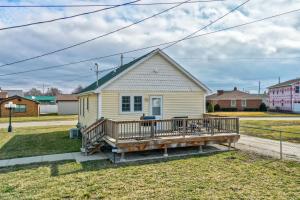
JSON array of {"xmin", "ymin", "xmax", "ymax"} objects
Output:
[{"xmin": 96, "ymin": 92, "xmax": 99, "ymax": 120}]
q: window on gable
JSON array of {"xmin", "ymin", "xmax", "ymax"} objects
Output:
[
  {"xmin": 121, "ymin": 96, "xmax": 131, "ymax": 112},
  {"xmin": 134, "ymin": 96, "xmax": 142, "ymax": 112}
]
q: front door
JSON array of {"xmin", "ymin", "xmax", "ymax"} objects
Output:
[{"xmin": 150, "ymin": 96, "xmax": 163, "ymax": 119}]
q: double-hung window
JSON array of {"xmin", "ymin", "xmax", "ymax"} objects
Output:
[
  {"xmin": 231, "ymin": 100, "xmax": 236, "ymax": 107},
  {"xmin": 121, "ymin": 96, "xmax": 131, "ymax": 112},
  {"xmin": 121, "ymin": 95, "xmax": 143, "ymax": 113},
  {"xmin": 295, "ymin": 86, "xmax": 300, "ymax": 94},
  {"xmin": 241, "ymin": 100, "xmax": 247, "ymax": 107},
  {"xmin": 134, "ymin": 96, "xmax": 142, "ymax": 112}
]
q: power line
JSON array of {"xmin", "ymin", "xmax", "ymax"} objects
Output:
[
  {"xmin": 1, "ymin": 8, "xmax": 300, "ymax": 77},
  {"xmin": 0, "ymin": 0, "xmax": 141, "ymax": 31},
  {"xmin": 0, "ymin": 1, "xmax": 225, "ymax": 8},
  {"xmin": 162, "ymin": 0, "xmax": 251, "ymax": 49},
  {"xmin": 0, "ymin": 0, "xmax": 192, "ymax": 68}
]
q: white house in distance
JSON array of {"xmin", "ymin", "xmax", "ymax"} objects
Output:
[
  {"xmin": 56, "ymin": 94, "xmax": 78, "ymax": 115},
  {"xmin": 268, "ymin": 78, "xmax": 300, "ymax": 113},
  {"xmin": 77, "ymin": 49, "xmax": 210, "ymax": 127}
]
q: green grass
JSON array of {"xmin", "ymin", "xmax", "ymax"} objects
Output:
[
  {"xmin": 0, "ymin": 114, "xmax": 77, "ymax": 123},
  {"xmin": 0, "ymin": 151, "xmax": 299, "ymax": 199},
  {"xmin": 211, "ymin": 112, "xmax": 300, "ymax": 117},
  {"xmin": 240, "ymin": 120, "xmax": 300, "ymax": 143},
  {"xmin": 0, "ymin": 126, "xmax": 81, "ymax": 159}
]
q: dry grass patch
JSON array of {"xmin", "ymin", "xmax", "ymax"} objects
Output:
[{"xmin": 0, "ymin": 151, "xmax": 299, "ymax": 199}]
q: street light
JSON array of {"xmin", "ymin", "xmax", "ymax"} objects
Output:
[{"xmin": 4, "ymin": 101, "xmax": 16, "ymax": 132}]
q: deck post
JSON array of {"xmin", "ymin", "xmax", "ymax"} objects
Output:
[
  {"xmin": 151, "ymin": 121, "xmax": 154, "ymax": 138},
  {"xmin": 198, "ymin": 145, "xmax": 203, "ymax": 153},
  {"xmin": 120, "ymin": 152, "xmax": 126, "ymax": 162},
  {"xmin": 236, "ymin": 118, "xmax": 239, "ymax": 134},
  {"xmin": 183, "ymin": 119, "xmax": 186, "ymax": 137},
  {"xmin": 163, "ymin": 147, "xmax": 168, "ymax": 157},
  {"xmin": 228, "ymin": 140, "xmax": 231, "ymax": 150}
]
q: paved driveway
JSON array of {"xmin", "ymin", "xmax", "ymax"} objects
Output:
[
  {"xmin": 0, "ymin": 120, "xmax": 77, "ymax": 128},
  {"xmin": 236, "ymin": 134, "xmax": 300, "ymax": 161}
]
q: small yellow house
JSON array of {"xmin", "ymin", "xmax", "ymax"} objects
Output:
[{"xmin": 77, "ymin": 49, "xmax": 210, "ymax": 128}]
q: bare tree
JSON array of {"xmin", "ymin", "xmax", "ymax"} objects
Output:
[
  {"xmin": 72, "ymin": 85, "xmax": 83, "ymax": 94},
  {"xmin": 45, "ymin": 87, "xmax": 62, "ymax": 96},
  {"xmin": 24, "ymin": 88, "xmax": 42, "ymax": 96}
]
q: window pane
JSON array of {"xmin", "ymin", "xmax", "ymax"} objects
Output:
[
  {"xmin": 13, "ymin": 105, "xmax": 27, "ymax": 113},
  {"xmin": 152, "ymin": 98, "xmax": 161, "ymax": 115},
  {"xmin": 134, "ymin": 96, "xmax": 142, "ymax": 112},
  {"xmin": 152, "ymin": 107, "xmax": 161, "ymax": 116},
  {"xmin": 122, "ymin": 96, "xmax": 130, "ymax": 112}
]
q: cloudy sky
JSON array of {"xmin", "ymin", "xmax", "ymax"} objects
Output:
[{"xmin": 0, "ymin": 0, "xmax": 299, "ymax": 93}]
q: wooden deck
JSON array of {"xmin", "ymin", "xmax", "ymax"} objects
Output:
[{"xmin": 82, "ymin": 117, "xmax": 240, "ymax": 156}]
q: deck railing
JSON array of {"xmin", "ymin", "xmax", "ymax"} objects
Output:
[{"xmin": 105, "ymin": 117, "xmax": 239, "ymax": 140}]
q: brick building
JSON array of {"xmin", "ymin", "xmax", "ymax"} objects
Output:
[
  {"xmin": 0, "ymin": 95, "xmax": 40, "ymax": 117},
  {"xmin": 206, "ymin": 87, "xmax": 267, "ymax": 111}
]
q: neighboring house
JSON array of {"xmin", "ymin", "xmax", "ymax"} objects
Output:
[
  {"xmin": 0, "ymin": 91, "xmax": 8, "ymax": 101},
  {"xmin": 56, "ymin": 94, "xmax": 78, "ymax": 115},
  {"xmin": 0, "ymin": 95, "xmax": 40, "ymax": 117},
  {"xmin": 25, "ymin": 96, "xmax": 57, "ymax": 114},
  {"xmin": 77, "ymin": 49, "xmax": 210, "ymax": 127},
  {"xmin": 3, "ymin": 90, "xmax": 24, "ymax": 97},
  {"xmin": 206, "ymin": 87, "xmax": 267, "ymax": 111},
  {"xmin": 268, "ymin": 78, "xmax": 300, "ymax": 113}
]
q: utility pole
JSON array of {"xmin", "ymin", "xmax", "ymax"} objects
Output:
[
  {"xmin": 258, "ymin": 81, "xmax": 261, "ymax": 94},
  {"xmin": 94, "ymin": 63, "xmax": 100, "ymax": 87},
  {"xmin": 42, "ymin": 84, "xmax": 45, "ymax": 95},
  {"xmin": 278, "ymin": 76, "xmax": 281, "ymax": 84},
  {"xmin": 120, "ymin": 54, "xmax": 124, "ymax": 66}
]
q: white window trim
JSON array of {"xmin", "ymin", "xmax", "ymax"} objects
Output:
[
  {"xmin": 231, "ymin": 100, "xmax": 237, "ymax": 107},
  {"xmin": 241, "ymin": 99, "xmax": 247, "ymax": 107},
  {"xmin": 119, "ymin": 95, "xmax": 144, "ymax": 114}
]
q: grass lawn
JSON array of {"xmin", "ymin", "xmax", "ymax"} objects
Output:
[
  {"xmin": 0, "ymin": 126, "xmax": 81, "ymax": 159},
  {"xmin": 0, "ymin": 151, "xmax": 299, "ymax": 199},
  {"xmin": 210, "ymin": 111, "xmax": 300, "ymax": 117},
  {"xmin": 0, "ymin": 114, "xmax": 77, "ymax": 123},
  {"xmin": 240, "ymin": 120, "xmax": 300, "ymax": 143}
]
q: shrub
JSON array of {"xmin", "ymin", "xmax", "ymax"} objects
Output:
[
  {"xmin": 243, "ymin": 108, "xmax": 259, "ymax": 111},
  {"xmin": 220, "ymin": 108, "xmax": 238, "ymax": 111},
  {"xmin": 214, "ymin": 104, "xmax": 221, "ymax": 111},
  {"xmin": 259, "ymin": 103, "xmax": 267, "ymax": 111},
  {"xmin": 207, "ymin": 103, "xmax": 214, "ymax": 113}
]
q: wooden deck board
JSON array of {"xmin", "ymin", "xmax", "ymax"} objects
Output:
[{"xmin": 107, "ymin": 133, "xmax": 240, "ymax": 153}]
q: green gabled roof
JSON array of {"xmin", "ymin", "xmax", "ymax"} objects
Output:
[
  {"xmin": 25, "ymin": 96, "xmax": 56, "ymax": 102},
  {"xmin": 79, "ymin": 50, "xmax": 155, "ymax": 94}
]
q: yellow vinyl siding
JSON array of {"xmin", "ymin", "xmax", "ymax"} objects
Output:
[
  {"xmin": 101, "ymin": 90, "xmax": 204, "ymax": 121},
  {"xmin": 78, "ymin": 94, "xmax": 98, "ymax": 127}
]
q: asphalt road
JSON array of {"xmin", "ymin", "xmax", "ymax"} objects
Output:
[{"xmin": 236, "ymin": 134, "xmax": 300, "ymax": 161}]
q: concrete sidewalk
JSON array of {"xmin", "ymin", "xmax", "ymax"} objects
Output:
[
  {"xmin": 236, "ymin": 134, "xmax": 300, "ymax": 161},
  {"xmin": 0, "ymin": 120, "xmax": 77, "ymax": 128},
  {"xmin": 0, "ymin": 152, "xmax": 108, "ymax": 168}
]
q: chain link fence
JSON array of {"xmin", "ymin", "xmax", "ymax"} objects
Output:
[{"xmin": 236, "ymin": 126, "xmax": 300, "ymax": 161}]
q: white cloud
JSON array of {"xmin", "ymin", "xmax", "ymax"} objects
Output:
[{"xmin": 0, "ymin": 0, "xmax": 299, "ymax": 93}]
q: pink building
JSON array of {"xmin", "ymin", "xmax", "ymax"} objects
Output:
[{"xmin": 268, "ymin": 78, "xmax": 300, "ymax": 113}]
